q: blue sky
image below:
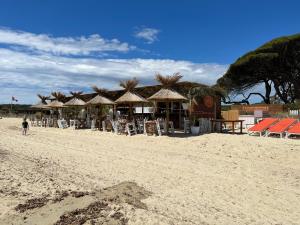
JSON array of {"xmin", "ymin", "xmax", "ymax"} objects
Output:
[{"xmin": 0, "ymin": 0, "xmax": 299, "ymax": 103}]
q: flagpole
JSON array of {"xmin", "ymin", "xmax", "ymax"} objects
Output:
[{"xmin": 10, "ymin": 99, "xmax": 13, "ymax": 114}]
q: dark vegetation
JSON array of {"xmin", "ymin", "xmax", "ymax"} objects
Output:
[{"xmin": 217, "ymin": 33, "xmax": 300, "ymax": 104}]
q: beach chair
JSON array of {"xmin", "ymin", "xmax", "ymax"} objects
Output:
[
  {"xmin": 266, "ymin": 118, "xmax": 297, "ymax": 138},
  {"xmin": 286, "ymin": 121, "xmax": 300, "ymax": 139},
  {"xmin": 184, "ymin": 118, "xmax": 191, "ymax": 134},
  {"xmin": 162, "ymin": 120, "xmax": 174, "ymax": 134},
  {"xmin": 111, "ymin": 120, "xmax": 119, "ymax": 134},
  {"xmin": 69, "ymin": 119, "xmax": 79, "ymax": 129},
  {"xmin": 126, "ymin": 122, "xmax": 137, "ymax": 136},
  {"xmin": 91, "ymin": 119, "xmax": 97, "ymax": 131},
  {"xmin": 247, "ymin": 118, "xmax": 279, "ymax": 136}
]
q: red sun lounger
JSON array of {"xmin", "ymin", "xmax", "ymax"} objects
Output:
[
  {"xmin": 286, "ymin": 121, "xmax": 300, "ymax": 139},
  {"xmin": 248, "ymin": 118, "xmax": 279, "ymax": 136},
  {"xmin": 266, "ymin": 118, "xmax": 297, "ymax": 138}
]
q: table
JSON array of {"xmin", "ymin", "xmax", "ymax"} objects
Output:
[{"xmin": 210, "ymin": 119, "xmax": 244, "ymax": 134}]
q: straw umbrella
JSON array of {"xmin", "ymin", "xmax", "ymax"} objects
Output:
[
  {"xmin": 43, "ymin": 92, "xmax": 66, "ymax": 127},
  {"xmin": 64, "ymin": 91, "xmax": 86, "ymax": 119},
  {"xmin": 115, "ymin": 78, "xmax": 148, "ymax": 120},
  {"xmin": 48, "ymin": 92, "xmax": 66, "ymax": 118},
  {"xmin": 148, "ymin": 73, "xmax": 187, "ymax": 132},
  {"xmin": 31, "ymin": 94, "xmax": 50, "ymax": 109},
  {"xmin": 87, "ymin": 86, "xmax": 115, "ymax": 126},
  {"xmin": 30, "ymin": 94, "xmax": 50, "ymax": 122}
]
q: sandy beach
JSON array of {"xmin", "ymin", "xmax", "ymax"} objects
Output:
[{"xmin": 0, "ymin": 117, "xmax": 299, "ymax": 225}]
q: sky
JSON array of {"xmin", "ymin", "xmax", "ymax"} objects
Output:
[{"xmin": 0, "ymin": 0, "xmax": 299, "ymax": 104}]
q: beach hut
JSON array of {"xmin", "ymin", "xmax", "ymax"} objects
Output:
[
  {"xmin": 148, "ymin": 73, "xmax": 188, "ymax": 132},
  {"xmin": 115, "ymin": 78, "xmax": 148, "ymax": 120}
]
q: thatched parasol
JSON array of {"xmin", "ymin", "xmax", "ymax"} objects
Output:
[
  {"xmin": 63, "ymin": 92, "xmax": 86, "ymax": 120},
  {"xmin": 148, "ymin": 73, "xmax": 188, "ymax": 132},
  {"xmin": 47, "ymin": 100, "xmax": 65, "ymax": 108},
  {"xmin": 86, "ymin": 95, "xmax": 115, "ymax": 105},
  {"xmin": 49, "ymin": 92, "xmax": 66, "ymax": 108},
  {"xmin": 31, "ymin": 94, "xmax": 50, "ymax": 109},
  {"xmin": 30, "ymin": 101, "xmax": 49, "ymax": 109},
  {"xmin": 86, "ymin": 86, "xmax": 116, "ymax": 126},
  {"xmin": 64, "ymin": 97, "xmax": 86, "ymax": 106},
  {"xmin": 147, "ymin": 88, "xmax": 187, "ymax": 102},
  {"xmin": 87, "ymin": 86, "xmax": 115, "ymax": 105},
  {"xmin": 115, "ymin": 91, "xmax": 148, "ymax": 104},
  {"xmin": 115, "ymin": 78, "xmax": 148, "ymax": 120}
]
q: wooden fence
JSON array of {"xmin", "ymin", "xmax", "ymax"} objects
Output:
[
  {"xmin": 231, "ymin": 104, "xmax": 284, "ymax": 114},
  {"xmin": 221, "ymin": 110, "xmax": 239, "ymax": 121}
]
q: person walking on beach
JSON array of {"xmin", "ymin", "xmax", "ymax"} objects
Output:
[{"xmin": 22, "ymin": 118, "xmax": 29, "ymax": 135}]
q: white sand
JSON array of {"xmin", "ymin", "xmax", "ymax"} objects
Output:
[{"xmin": 0, "ymin": 117, "xmax": 299, "ymax": 225}]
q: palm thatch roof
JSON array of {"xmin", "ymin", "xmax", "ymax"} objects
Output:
[
  {"xmin": 148, "ymin": 88, "xmax": 188, "ymax": 101},
  {"xmin": 86, "ymin": 95, "xmax": 115, "ymax": 105},
  {"xmin": 54, "ymin": 82, "xmax": 207, "ymax": 103},
  {"xmin": 51, "ymin": 92, "xmax": 66, "ymax": 102},
  {"xmin": 155, "ymin": 72, "xmax": 182, "ymax": 88},
  {"xmin": 64, "ymin": 97, "xmax": 86, "ymax": 106},
  {"xmin": 47, "ymin": 100, "xmax": 65, "ymax": 108},
  {"xmin": 115, "ymin": 91, "xmax": 148, "ymax": 104},
  {"xmin": 148, "ymin": 73, "xmax": 188, "ymax": 102}
]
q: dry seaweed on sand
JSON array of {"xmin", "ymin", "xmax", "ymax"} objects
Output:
[
  {"xmin": 54, "ymin": 201, "xmax": 128, "ymax": 225},
  {"xmin": 15, "ymin": 197, "xmax": 50, "ymax": 213}
]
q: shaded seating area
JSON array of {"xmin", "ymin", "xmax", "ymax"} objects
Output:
[{"xmin": 29, "ymin": 74, "xmax": 223, "ymax": 136}]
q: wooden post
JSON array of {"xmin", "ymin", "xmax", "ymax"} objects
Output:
[
  {"xmin": 99, "ymin": 104, "xmax": 102, "ymax": 130},
  {"xmin": 129, "ymin": 104, "xmax": 133, "ymax": 121},
  {"xmin": 113, "ymin": 104, "xmax": 116, "ymax": 119},
  {"xmin": 166, "ymin": 101, "xmax": 169, "ymax": 133},
  {"xmin": 179, "ymin": 101, "xmax": 182, "ymax": 129}
]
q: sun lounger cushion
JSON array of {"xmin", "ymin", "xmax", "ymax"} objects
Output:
[
  {"xmin": 248, "ymin": 118, "xmax": 278, "ymax": 132},
  {"xmin": 268, "ymin": 118, "xmax": 297, "ymax": 133},
  {"xmin": 287, "ymin": 122, "xmax": 300, "ymax": 134}
]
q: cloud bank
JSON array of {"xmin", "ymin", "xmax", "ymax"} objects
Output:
[
  {"xmin": 0, "ymin": 27, "xmax": 134, "ymax": 55},
  {"xmin": 0, "ymin": 28, "xmax": 228, "ymax": 104}
]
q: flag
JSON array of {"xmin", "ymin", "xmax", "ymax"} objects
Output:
[{"xmin": 12, "ymin": 96, "xmax": 18, "ymax": 102}]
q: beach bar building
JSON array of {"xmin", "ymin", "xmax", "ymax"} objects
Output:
[{"xmin": 58, "ymin": 81, "xmax": 221, "ymax": 129}]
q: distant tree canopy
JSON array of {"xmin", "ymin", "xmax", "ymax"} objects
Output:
[{"xmin": 217, "ymin": 33, "xmax": 300, "ymax": 104}]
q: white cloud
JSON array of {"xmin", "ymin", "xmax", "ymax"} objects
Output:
[
  {"xmin": 134, "ymin": 27, "xmax": 160, "ymax": 44},
  {"xmin": 0, "ymin": 48, "xmax": 228, "ymax": 104},
  {"xmin": 0, "ymin": 28, "xmax": 134, "ymax": 55}
]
